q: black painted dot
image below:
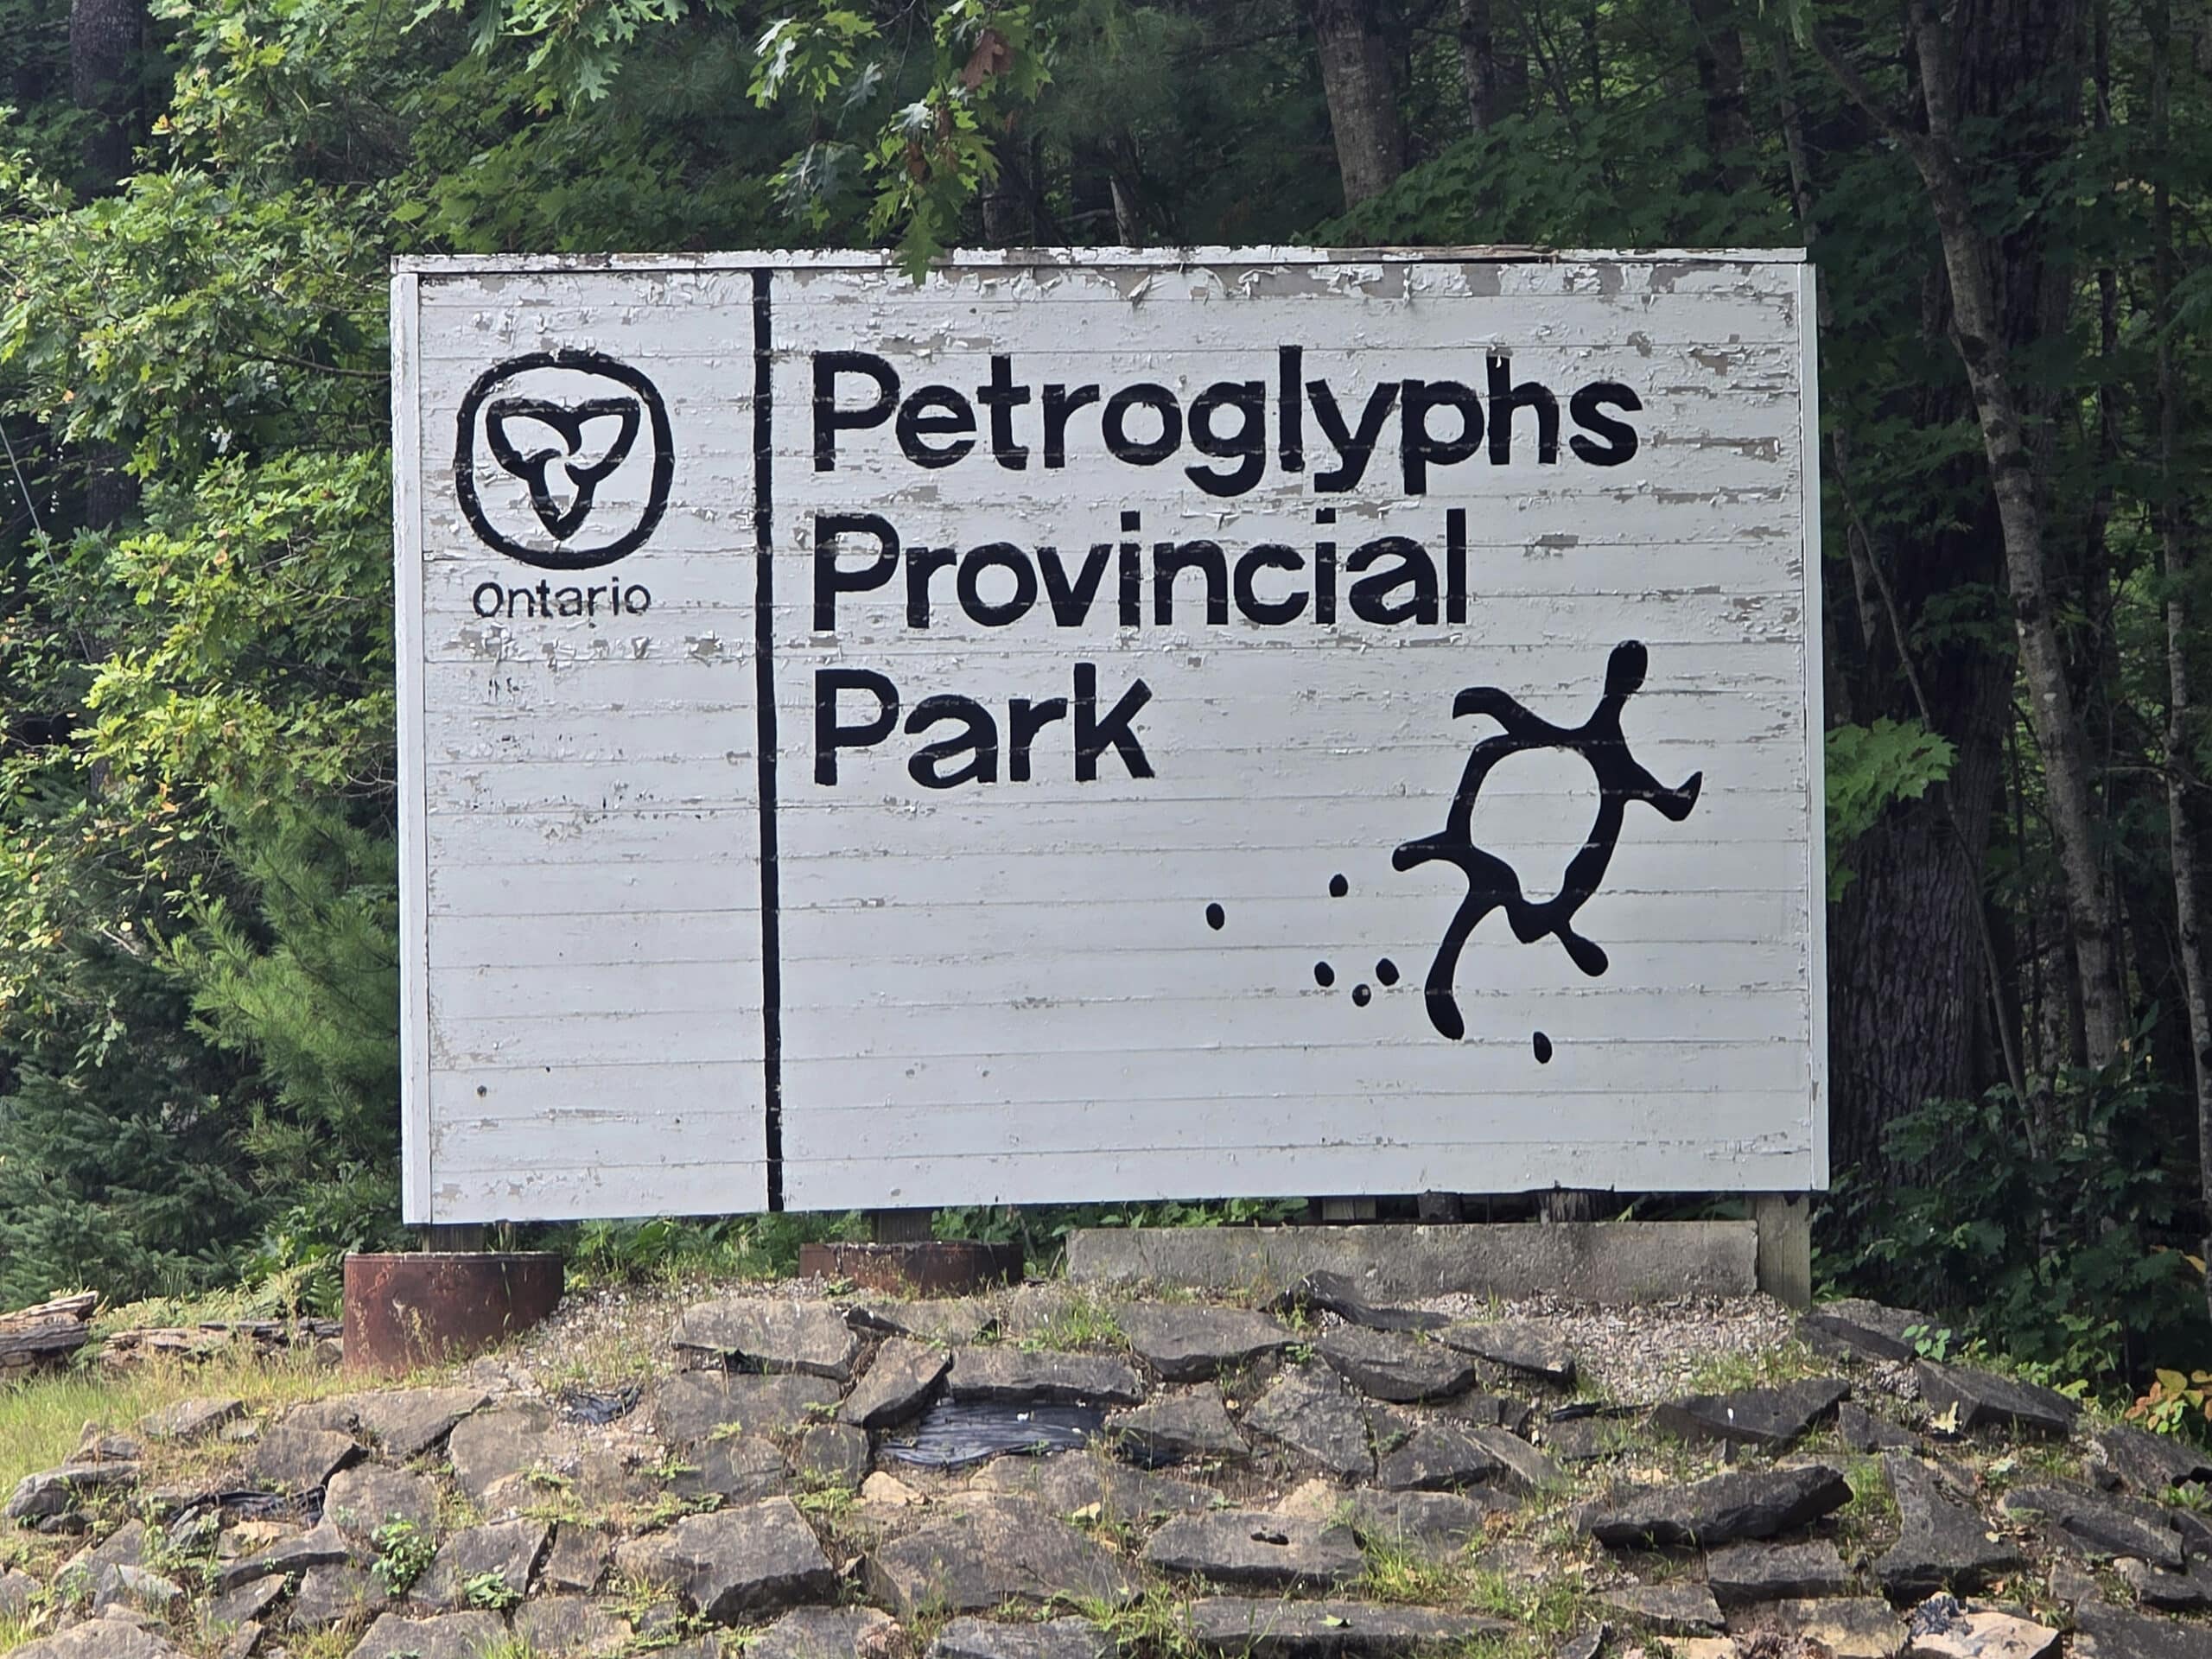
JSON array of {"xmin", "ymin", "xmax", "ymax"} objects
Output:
[
  {"xmin": 1376, "ymin": 958, "xmax": 1400, "ymax": 987},
  {"xmin": 1533, "ymin": 1031, "xmax": 1554, "ymax": 1064},
  {"xmin": 1205, "ymin": 902, "xmax": 1225, "ymax": 931},
  {"xmin": 1314, "ymin": 962, "xmax": 1336, "ymax": 988},
  {"xmin": 1352, "ymin": 984, "xmax": 1372, "ymax": 1007},
  {"xmin": 1329, "ymin": 874, "xmax": 1349, "ymax": 898}
]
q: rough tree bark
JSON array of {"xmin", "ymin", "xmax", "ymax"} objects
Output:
[
  {"xmin": 71, "ymin": 0, "xmax": 144, "ymax": 530},
  {"xmin": 1457, "ymin": 0, "xmax": 1527, "ymax": 131},
  {"xmin": 2148, "ymin": 0, "xmax": 2212, "ymax": 1323},
  {"xmin": 1685, "ymin": 0, "xmax": 1753, "ymax": 192},
  {"xmin": 1813, "ymin": 0, "xmax": 2123, "ymax": 1069},
  {"xmin": 70, "ymin": 0, "xmax": 140, "ymax": 192},
  {"xmin": 1311, "ymin": 0, "xmax": 1406, "ymax": 207}
]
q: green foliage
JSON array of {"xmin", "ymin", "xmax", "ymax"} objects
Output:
[
  {"xmin": 369, "ymin": 1519, "xmax": 435, "ymax": 1595},
  {"xmin": 1824, "ymin": 719, "xmax": 1959, "ymax": 899},
  {"xmin": 461, "ymin": 1569, "xmax": 521, "ymax": 1612},
  {"xmin": 1826, "ymin": 1043, "xmax": 2210, "ymax": 1395}
]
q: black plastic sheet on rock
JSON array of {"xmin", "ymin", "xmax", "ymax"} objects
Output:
[{"xmin": 877, "ymin": 1397, "xmax": 1105, "ymax": 1468}]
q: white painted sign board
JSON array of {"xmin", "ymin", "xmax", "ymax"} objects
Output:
[{"xmin": 393, "ymin": 248, "xmax": 1825, "ymax": 1224}]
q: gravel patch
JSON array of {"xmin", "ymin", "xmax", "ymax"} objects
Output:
[{"xmin": 1413, "ymin": 1293, "xmax": 1802, "ymax": 1405}]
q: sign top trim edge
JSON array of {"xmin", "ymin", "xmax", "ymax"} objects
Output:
[{"xmin": 393, "ymin": 245, "xmax": 1809, "ymax": 276}]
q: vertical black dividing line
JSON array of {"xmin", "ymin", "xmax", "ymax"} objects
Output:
[{"xmin": 752, "ymin": 269, "xmax": 785, "ymax": 1211}]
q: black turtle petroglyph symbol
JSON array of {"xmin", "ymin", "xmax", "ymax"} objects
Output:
[
  {"xmin": 485, "ymin": 397, "xmax": 642, "ymax": 540},
  {"xmin": 1393, "ymin": 639, "xmax": 1702, "ymax": 1042}
]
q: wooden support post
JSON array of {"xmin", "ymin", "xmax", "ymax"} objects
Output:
[
  {"xmin": 1752, "ymin": 1192, "xmax": 1812, "ymax": 1309},
  {"xmin": 425, "ymin": 1224, "xmax": 486, "ymax": 1252},
  {"xmin": 869, "ymin": 1209, "xmax": 935, "ymax": 1244}
]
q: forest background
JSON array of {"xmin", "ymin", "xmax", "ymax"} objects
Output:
[{"xmin": 0, "ymin": 0, "xmax": 2206, "ymax": 1408}]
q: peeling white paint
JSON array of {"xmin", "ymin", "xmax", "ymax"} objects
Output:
[{"xmin": 394, "ymin": 250, "xmax": 1825, "ymax": 1224}]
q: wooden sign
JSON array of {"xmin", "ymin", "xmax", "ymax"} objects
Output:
[{"xmin": 392, "ymin": 249, "xmax": 1825, "ymax": 1224}]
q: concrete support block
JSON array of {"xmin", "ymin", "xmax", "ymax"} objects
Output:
[{"xmin": 1065, "ymin": 1221, "xmax": 1758, "ymax": 1303}]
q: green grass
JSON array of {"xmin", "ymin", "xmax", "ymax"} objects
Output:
[
  {"xmin": 0, "ymin": 1349, "xmax": 372, "ymax": 1499},
  {"xmin": 1019, "ymin": 1288, "xmax": 1128, "ymax": 1352}
]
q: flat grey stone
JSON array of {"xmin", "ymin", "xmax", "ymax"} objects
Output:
[
  {"xmin": 2071, "ymin": 1602, "xmax": 2212, "ymax": 1659},
  {"xmin": 669, "ymin": 1437, "xmax": 789, "ymax": 1504},
  {"xmin": 1584, "ymin": 1462, "xmax": 1853, "ymax": 1548},
  {"xmin": 1445, "ymin": 1393, "xmax": 1533, "ymax": 1433},
  {"xmin": 1374, "ymin": 1414, "xmax": 1506, "ymax": 1491},
  {"xmin": 1597, "ymin": 1582, "xmax": 1724, "ymax": 1635},
  {"xmin": 1541, "ymin": 1414, "xmax": 1632, "ymax": 1463},
  {"xmin": 9, "ymin": 1621, "xmax": 190, "ymax": 1659},
  {"xmin": 0, "ymin": 1567, "xmax": 38, "ymax": 1616},
  {"xmin": 1803, "ymin": 1300, "xmax": 1942, "ymax": 1363},
  {"xmin": 542, "ymin": 1523, "xmax": 614, "ymax": 1594},
  {"xmin": 1283, "ymin": 1271, "xmax": 1449, "ymax": 1334},
  {"xmin": 346, "ymin": 1612, "xmax": 505, "ymax": 1659},
  {"xmin": 1654, "ymin": 1377, "xmax": 1848, "ymax": 1449},
  {"xmin": 1705, "ymin": 1538, "xmax": 1851, "ymax": 1605},
  {"xmin": 1904, "ymin": 1594, "xmax": 2058, "ymax": 1659},
  {"xmin": 1876, "ymin": 1455, "xmax": 2024, "ymax": 1598},
  {"xmin": 840, "ymin": 1338, "xmax": 949, "ymax": 1429},
  {"xmin": 285, "ymin": 1398, "xmax": 364, "ymax": 1433},
  {"xmin": 2083, "ymin": 1423, "xmax": 2212, "ymax": 1498},
  {"xmin": 927, "ymin": 1616, "xmax": 1107, "ymax": 1659},
  {"xmin": 512, "ymin": 1599, "xmax": 629, "ymax": 1657},
  {"xmin": 215, "ymin": 1522, "xmax": 351, "ymax": 1593},
  {"xmin": 354, "ymin": 1389, "xmax": 490, "ymax": 1462},
  {"xmin": 139, "ymin": 1397, "xmax": 243, "ymax": 1443},
  {"xmin": 1142, "ymin": 1508, "xmax": 1363, "ymax": 1591},
  {"xmin": 412, "ymin": 1518, "xmax": 551, "ymax": 1611},
  {"xmin": 1840, "ymin": 1402, "xmax": 1918, "ymax": 1452},
  {"xmin": 6, "ymin": 1463, "xmax": 140, "ymax": 1521},
  {"xmin": 672, "ymin": 1299, "xmax": 860, "ymax": 1380},
  {"xmin": 1554, "ymin": 1629, "xmax": 1604, "ymax": 1659},
  {"xmin": 1184, "ymin": 1598, "xmax": 1508, "ymax": 1657},
  {"xmin": 1436, "ymin": 1321, "xmax": 1577, "ymax": 1386},
  {"xmin": 847, "ymin": 1300, "xmax": 995, "ymax": 1346},
  {"xmin": 1319, "ymin": 1327, "xmax": 1477, "ymax": 1404},
  {"xmin": 1345, "ymin": 1489, "xmax": 1514, "ymax": 1561},
  {"xmin": 92, "ymin": 1566, "xmax": 184, "ymax": 1622},
  {"xmin": 2000, "ymin": 1482, "xmax": 2181, "ymax": 1567},
  {"xmin": 446, "ymin": 1406, "xmax": 565, "ymax": 1503},
  {"xmin": 795, "ymin": 1423, "xmax": 870, "ymax": 1489},
  {"xmin": 2118, "ymin": 1555, "xmax": 2212, "ymax": 1611},
  {"xmin": 946, "ymin": 1348, "xmax": 1144, "ymax": 1406},
  {"xmin": 748, "ymin": 1607, "xmax": 897, "ymax": 1659},
  {"xmin": 62, "ymin": 1520, "xmax": 147, "ymax": 1586},
  {"xmin": 287, "ymin": 1563, "xmax": 388, "ymax": 1630},
  {"xmin": 1463, "ymin": 1424, "xmax": 1557, "ymax": 1493},
  {"xmin": 1243, "ymin": 1364, "xmax": 1373, "ymax": 1479},
  {"xmin": 1104, "ymin": 1391, "xmax": 1249, "ymax": 1465},
  {"xmin": 247, "ymin": 1425, "xmax": 359, "ymax": 1492},
  {"xmin": 324, "ymin": 1466, "xmax": 438, "ymax": 1539},
  {"xmin": 969, "ymin": 1450, "xmax": 1215, "ymax": 1518},
  {"xmin": 654, "ymin": 1371, "xmax": 839, "ymax": 1446},
  {"xmin": 863, "ymin": 1495, "xmax": 1136, "ymax": 1617},
  {"xmin": 614, "ymin": 1497, "xmax": 834, "ymax": 1624},
  {"xmin": 206, "ymin": 1579, "xmax": 285, "ymax": 1630},
  {"xmin": 1914, "ymin": 1362, "xmax": 2077, "ymax": 1438},
  {"xmin": 1734, "ymin": 1599, "xmax": 1905, "ymax": 1659},
  {"xmin": 1116, "ymin": 1303, "xmax": 1293, "ymax": 1382}
]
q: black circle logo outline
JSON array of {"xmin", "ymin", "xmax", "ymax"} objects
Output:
[{"xmin": 454, "ymin": 349, "xmax": 674, "ymax": 570}]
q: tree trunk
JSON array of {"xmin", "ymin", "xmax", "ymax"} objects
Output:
[
  {"xmin": 1813, "ymin": 0, "xmax": 2120, "ymax": 1069},
  {"xmin": 70, "ymin": 0, "xmax": 141, "ymax": 193},
  {"xmin": 1457, "ymin": 0, "xmax": 1526, "ymax": 131},
  {"xmin": 1686, "ymin": 0, "xmax": 1753, "ymax": 192},
  {"xmin": 1311, "ymin": 0, "xmax": 1405, "ymax": 207},
  {"xmin": 2148, "ymin": 0, "xmax": 2212, "ymax": 1325}
]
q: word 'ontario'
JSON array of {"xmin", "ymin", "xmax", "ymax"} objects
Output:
[{"xmin": 814, "ymin": 349, "xmax": 1642, "ymax": 496}]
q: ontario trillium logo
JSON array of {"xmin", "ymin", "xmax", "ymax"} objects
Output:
[{"xmin": 454, "ymin": 350, "xmax": 673, "ymax": 569}]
